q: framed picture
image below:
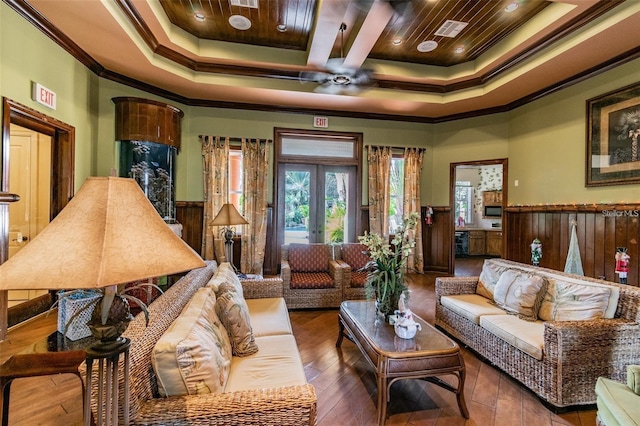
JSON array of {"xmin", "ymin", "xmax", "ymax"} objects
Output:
[{"xmin": 586, "ymin": 82, "xmax": 640, "ymax": 186}]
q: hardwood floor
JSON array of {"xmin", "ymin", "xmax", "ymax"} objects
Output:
[{"xmin": 0, "ymin": 258, "xmax": 597, "ymax": 425}]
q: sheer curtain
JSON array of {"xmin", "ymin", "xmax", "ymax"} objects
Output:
[
  {"xmin": 200, "ymin": 136, "xmax": 229, "ymax": 261},
  {"xmin": 403, "ymin": 147, "xmax": 425, "ymax": 273},
  {"xmin": 367, "ymin": 146, "xmax": 392, "ymax": 238},
  {"xmin": 240, "ymin": 139, "xmax": 271, "ymax": 274}
]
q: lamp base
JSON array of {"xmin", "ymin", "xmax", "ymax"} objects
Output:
[{"xmin": 87, "ymin": 294, "xmax": 134, "ymax": 348}]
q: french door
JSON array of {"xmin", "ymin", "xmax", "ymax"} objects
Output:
[{"xmin": 278, "ymin": 163, "xmax": 356, "ymax": 245}]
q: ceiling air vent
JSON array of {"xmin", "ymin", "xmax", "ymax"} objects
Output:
[
  {"xmin": 230, "ymin": 0, "xmax": 258, "ymax": 8},
  {"xmin": 434, "ymin": 20, "xmax": 468, "ymax": 38}
]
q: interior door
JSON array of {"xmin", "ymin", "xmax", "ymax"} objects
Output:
[
  {"xmin": 7, "ymin": 124, "xmax": 51, "ymax": 307},
  {"xmin": 279, "ymin": 164, "xmax": 356, "ymax": 245}
]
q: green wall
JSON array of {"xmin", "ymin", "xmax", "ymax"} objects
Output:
[
  {"xmin": 3, "ymin": 2, "xmax": 640, "ymax": 208},
  {"xmin": 1, "ymin": 2, "xmax": 98, "ymax": 189},
  {"xmin": 507, "ymin": 57, "xmax": 640, "ymax": 205}
]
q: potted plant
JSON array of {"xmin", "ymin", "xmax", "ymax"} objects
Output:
[{"xmin": 358, "ymin": 212, "xmax": 419, "ymax": 321}]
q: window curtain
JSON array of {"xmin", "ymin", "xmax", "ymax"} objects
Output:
[
  {"xmin": 240, "ymin": 139, "xmax": 271, "ymax": 274},
  {"xmin": 403, "ymin": 147, "xmax": 425, "ymax": 273},
  {"xmin": 201, "ymin": 136, "xmax": 229, "ymax": 261},
  {"xmin": 367, "ymin": 146, "xmax": 392, "ymax": 239}
]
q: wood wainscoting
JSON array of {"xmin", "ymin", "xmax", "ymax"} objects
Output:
[{"xmin": 505, "ymin": 204, "xmax": 640, "ymax": 286}]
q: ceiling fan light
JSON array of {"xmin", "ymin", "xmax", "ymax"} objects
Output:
[
  {"xmin": 228, "ymin": 15, "xmax": 251, "ymax": 30},
  {"xmin": 505, "ymin": 2, "xmax": 519, "ymax": 13},
  {"xmin": 417, "ymin": 40, "xmax": 438, "ymax": 52}
]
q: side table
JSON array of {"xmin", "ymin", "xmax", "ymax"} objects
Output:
[
  {"xmin": 84, "ymin": 338, "xmax": 131, "ymax": 426},
  {"xmin": 0, "ymin": 350, "xmax": 86, "ymax": 426}
]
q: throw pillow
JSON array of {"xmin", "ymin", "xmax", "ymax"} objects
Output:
[
  {"xmin": 215, "ymin": 289, "xmax": 259, "ymax": 356},
  {"xmin": 152, "ymin": 287, "xmax": 232, "ymax": 397},
  {"xmin": 538, "ymin": 278, "xmax": 613, "ymax": 321},
  {"xmin": 493, "ymin": 269, "xmax": 546, "ymax": 320},
  {"xmin": 288, "ymin": 243, "xmax": 329, "ymax": 272},
  {"xmin": 477, "ymin": 260, "xmax": 506, "ymax": 299},
  {"xmin": 209, "ymin": 262, "xmax": 244, "ymax": 296}
]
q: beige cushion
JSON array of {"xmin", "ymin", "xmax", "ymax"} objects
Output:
[
  {"xmin": 245, "ymin": 297, "xmax": 293, "ymax": 337},
  {"xmin": 480, "ymin": 314, "xmax": 545, "ymax": 360},
  {"xmin": 538, "ymin": 278, "xmax": 617, "ymax": 321},
  {"xmin": 152, "ymin": 287, "xmax": 232, "ymax": 397},
  {"xmin": 629, "ymin": 365, "xmax": 640, "ymax": 395},
  {"xmin": 493, "ymin": 270, "xmax": 545, "ymax": 320},
  {"xmin": 477, "ymin": 259, "xmax": 507, "ymax": 299},
  {"xmin": 440, "ymin": 294, "xmax": 507, "ymax": 324},
  {"xmin": 215, "ymin": 289, "xmax": 259, "ymax": 356},
  {"xmin": 224, "ymin": 334, "xmax": 307, "ymax": 392}
]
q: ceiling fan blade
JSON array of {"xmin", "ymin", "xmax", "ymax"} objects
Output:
[
  {"xmin": 299, "ymin": 71, "xmax": 334, "ymax": 84},
  {"xmin": 314, "ymin": 83, "xmax": 347, "ymax": 95}
]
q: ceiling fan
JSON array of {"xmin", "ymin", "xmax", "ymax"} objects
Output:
[{"xmin": 299, "ymin": 23, "xmax": 376, "ymax": 95}]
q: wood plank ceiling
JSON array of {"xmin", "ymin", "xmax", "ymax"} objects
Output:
[{"xmin": 11, "ymin": 0, "xmax": 640, "ymax": 121}]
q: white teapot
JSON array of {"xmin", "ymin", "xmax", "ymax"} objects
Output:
[{"xmin": 393, "ymin": 307, "xmax": 421, "ymax": 339}]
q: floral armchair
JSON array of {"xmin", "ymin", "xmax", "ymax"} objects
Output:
[
  {"xmin": 335, "ymin": 243, "xmax": 371, "ymax": 300},
  {"xmin": 280, "ymin": 244, "xmax": 347, "ymax": 309}
]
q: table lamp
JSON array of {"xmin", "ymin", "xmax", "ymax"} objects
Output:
[
  {"xmin": 0, "ymin": 177, "xmax": 205, "ymax": 350},
  {"xmin": 211, "ymin": 203, "xmax": 247, "ymax": 272}
]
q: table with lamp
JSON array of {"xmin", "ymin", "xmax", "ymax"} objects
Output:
[{"xmin": 0, "ymin": 177, "xmax": 205, "ymax": 426}]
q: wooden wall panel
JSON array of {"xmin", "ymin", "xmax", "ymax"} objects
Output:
[
  {"xmin": 176, "ymin": 201, "xmax": 204, "ymax": 255},
  {"xmin": 504, "ymin": 204, "xmax": 640, "ymax": 286},
  {"xmin": 422, "ymin": 206, "xmax": 452, "ymax": 273}
]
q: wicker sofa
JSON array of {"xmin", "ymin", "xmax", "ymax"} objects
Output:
[
  {"xmin": 86, "ymin": 261, "xmax": 317, "ymax": 425},
  {"xmin": 435, "ymin": 258, "xmax": 640, "ymax": 408}
]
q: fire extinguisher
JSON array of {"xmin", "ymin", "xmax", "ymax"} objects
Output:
[{"xmin": 425, "ymin": 205, "xmax": 433, "ymax": 226}]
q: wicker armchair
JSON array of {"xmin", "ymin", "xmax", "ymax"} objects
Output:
[
  {"xmin": 281, "ymin": 243, "xmax": 347, "ymax": 309},
  {"xmin": 335, "ymin": 243, "xmax": 371, "ymax": 300}
]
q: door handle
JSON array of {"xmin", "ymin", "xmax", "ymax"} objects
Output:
[{"xmin": 0, "ymin": 192, "xmax": 20, "ymax": 203}]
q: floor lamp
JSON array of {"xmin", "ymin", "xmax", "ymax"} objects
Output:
[{"xmin": 212, "ymin": 203, "xmax": 248, "ymax": 273}]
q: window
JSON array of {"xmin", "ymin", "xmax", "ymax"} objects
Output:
[
  {"xmin": 389, "ymin": 157, "xmax": 405, "ymax": 233},
  {"xmin": 455, "ymin": 181, "xmax": 473, "ymax": 225}
]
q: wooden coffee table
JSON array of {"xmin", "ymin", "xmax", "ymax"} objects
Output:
[{"xmin": 337, "ymin": 300, "xmax": 469, "ymax": 425}]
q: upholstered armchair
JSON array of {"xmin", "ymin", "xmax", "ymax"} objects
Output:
[
  {"xmin": 280, "ymin": 243, "xmax": 347, "ymax": 309},
  {"xmin": 335, "ymin": 243, "xmax": 371, "ymax": 300},
  {"xmin": 596, "ymin": 365, "xmax": 640, "ymax": 426}
]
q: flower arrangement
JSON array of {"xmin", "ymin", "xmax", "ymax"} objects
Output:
[{"xmin": 358, "ymin": 212, "xmax": 420, "ymax": 318}]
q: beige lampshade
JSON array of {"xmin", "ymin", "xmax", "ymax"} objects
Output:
[
  {"xmin": 211, "ymin": 203, "xmax": 248, "ymax": 226},
  {"xmin": 0, "ymin": 177, "xmax": 205, "ymax": 290}
]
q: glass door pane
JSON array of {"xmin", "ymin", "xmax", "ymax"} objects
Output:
[
  {"xmin": 283, "ymin": 166, "xmax": 313, "ymax": 245},
  {"xmin": 323, "ymin": 168, "xmax": 355, "ymax": 244}
]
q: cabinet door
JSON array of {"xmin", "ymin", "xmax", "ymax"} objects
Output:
[
  {"xmin": 486, "ymin": 231, "xmax": 503, "ymax": 256},
  {"xmin": 468, "ymin": 231, "xmax": 486, "ymax": 255}
]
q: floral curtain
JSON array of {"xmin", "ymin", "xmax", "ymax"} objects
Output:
[
  {"xmin": 201, "ymin": 136, "xmax": 229, "ymax": 261},
  {"xmin": 403, "ymin": 147, "xmax": 425, "ymax": 273},
  {"xmin": 367, "ymin": 146, "xmax": 392, "ymax": 239},
  {"xmin": 240, "ymin": 139, "xmax": 271, "ymax": 274}
]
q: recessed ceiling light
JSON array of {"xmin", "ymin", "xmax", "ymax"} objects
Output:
[
  {"xmin": 454, "ymin": 46, "xmax": 465, "ymax": 54},
  {"xmin": 417, "ymin": 40, "xmax": 438, "ymax": 52},
  {"xmin": 194, "ymin": 13, "xmax": 205, "ymax": 22},
  {"xmin": 392, "ymin": 39, "xmax": 402, "ymax": 46},
  {"xmin": 229, "ymin": 15, "xmax": 251, "ymax": 30},
  {"xmin": 505, "ymin": 2, "xmax": 519, "ymax": 12},
  {"xmin": 277, "ymin": 24, "xmax": 287, "ymax": 32}
]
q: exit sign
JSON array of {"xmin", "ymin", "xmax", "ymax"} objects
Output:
[
  {"xmin": 32, "ymin": 82, "xmax": 57, "ymax": 110},
  {"xmin": 313, "ymin": 116, "xmax": 328, "ymax": 128}
]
